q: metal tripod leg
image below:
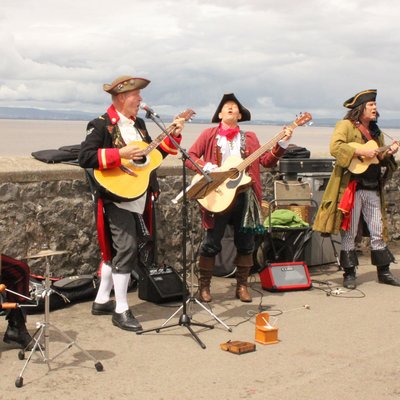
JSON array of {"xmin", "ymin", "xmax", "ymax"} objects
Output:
[
  {"xmin": 16, "ymin": 320, "xmax": 104, "ymax": 387},
  {"xmin": 161, "ymin": 295, "xmax": 232, "ymax": 332},
  {"xmin": 329, "ymin": 234, "xmax": 341, "ymax": 270},
  {"xmin": 15, "ymin": 253, "xmax": 103, "ymax": 388},
  {"xmin": 188, "ymin": 297, "xmax": 232, "ymax": 332},
  {"xmin": 138, "ymin": 312, "xmax": 213, "ymax": 349}
]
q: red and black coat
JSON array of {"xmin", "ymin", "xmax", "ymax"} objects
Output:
[
  {"xmin": 78, "ymin": 105, "xmax": 181, "ymax": 262},
  {"xmin": 185, "ymin": 126, "xmax": 285, "ymax": 228}
]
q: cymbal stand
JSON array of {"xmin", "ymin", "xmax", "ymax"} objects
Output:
[
  {"xmin": 15, "ymin": 253, "xmax": 103, "ymax": 388},
  {"xmin": 137, "ymin": 110, "xmax": 214, "ymax": 349},
  {"xmin": 161, "ymin": 207, "xmax": 231, "ymax": 332}
]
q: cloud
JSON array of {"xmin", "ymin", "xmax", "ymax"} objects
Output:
[{"xmin": 0, "ymin": 0, "xmax": 399, "ymax": 121}]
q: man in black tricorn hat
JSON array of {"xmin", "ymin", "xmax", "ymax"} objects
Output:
[
  {"xmin": 313, "ymin": 89, "xmax": 400, "ymax": 289},
  {"xmin": 79, "ymin": 75, "xmax": 185, "ymax": 331},
  {"xmin": 186, "ymin": 93, "xmax": 292, "ymax": 302}
]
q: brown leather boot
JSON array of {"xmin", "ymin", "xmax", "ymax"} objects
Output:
[
  {"xmin": 235, "ymin": 266, "xmax": 252, "ymax": 302},
  {"xmin": 198, "ymin": 255, "xmax": 215, "ymax": 303}
]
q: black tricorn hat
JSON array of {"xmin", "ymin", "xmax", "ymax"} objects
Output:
[
  {"xmin": 211, "ymin": 93, "xmax": 251, "ymax": 123},
  {"xmin": 343, "ymin": 89, "xmax": 377, "ymax": 109}
]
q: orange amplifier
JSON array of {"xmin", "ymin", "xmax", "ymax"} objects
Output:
[{"xmin": 259, "ymin": 262, "xmax": 312, "ymax": 292}]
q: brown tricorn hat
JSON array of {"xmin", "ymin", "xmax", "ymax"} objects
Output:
[
  {"xmin": 211, "ymin": 93, "xmax": 251, "ymax": 123},
  {"xmin": 103, "ymin": 75, "xmax": 150, "ymax": 95},
  {"xmin": 343, "ymin": 89, "xmax": 377, "ymax": 109}
]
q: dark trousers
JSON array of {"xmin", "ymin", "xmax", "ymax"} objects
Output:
[
  {"xmin": 104, "ymin": 203, "xmax": 139, "ymax": 274},
  {"xmin": 200, "ymin": 193, "xmax": 255, "ymax": 258}
]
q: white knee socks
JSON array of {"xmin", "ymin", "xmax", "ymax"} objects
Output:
[
  {"xmin": 112, "ymin": 272, "xmax": 131, "ymax": 314},
  {"xmin": 94, "ymin": 262, "xmax": 113, "ymax": 304}
]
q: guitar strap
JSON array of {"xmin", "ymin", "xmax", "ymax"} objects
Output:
[
  {"xmin": 357, "ymin": 123, "xmax": 375, "ymax": 143},
  {"xmin": 134, "ymin": 121, "xmax": 151, "ymax": 144},
  {"xmin": 239, "ymin": 130, "xmax": 246, "ymax": 160}
]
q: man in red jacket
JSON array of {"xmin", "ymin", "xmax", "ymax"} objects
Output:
[{"xmin": 186, "ymin": 93, "xmax": 292, "ymax": 302}]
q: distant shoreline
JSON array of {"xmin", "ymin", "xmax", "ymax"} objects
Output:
[
  {"xmin": 1, "ymin": 106, "xmax": 400, "ymax": 129},
  {"xmin": 1, "ymin": 116, "xmax": 400, "ymax": 129}
]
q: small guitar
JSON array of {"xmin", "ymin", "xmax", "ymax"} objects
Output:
[
  {"xmin": 192, "ymin": 112, "xmax": 313, "ymax": 213},
  {"xmin": 348, "ymin": 140, "xmax": 396, "ymax": 174},
  {"xmin": 94, "ymin": 109, "xmax": 195, "ymax": 200}
]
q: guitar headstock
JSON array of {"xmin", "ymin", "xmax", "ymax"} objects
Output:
[
  {"xmin": 294, "ymin": 112, "xmax": 312, "ymax": 127},
  {"xmin": 177, "ymin": 109, "xmax": 196, "ymax": 122}
]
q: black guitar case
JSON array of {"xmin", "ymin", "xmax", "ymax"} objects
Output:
[{"xmin": 27, "ymin": 274, "xmax": 99, "ymax": 314}]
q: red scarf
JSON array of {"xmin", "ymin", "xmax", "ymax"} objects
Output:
[
  {"xmin": 338, "ymin": 180, "xmax": 357, "ymax": 230},
  {"xmin": 218, "ymin": 123, "xmax": 239, "ymax": 141}
]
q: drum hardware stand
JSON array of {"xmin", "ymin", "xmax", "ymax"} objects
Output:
[
  {"xmin": 15, "ymin": 249, "xmax": 103, "ymax": 388},
  {"xmin": 137, "ymin": 109, "xmax": 215, "ymax": 349}
]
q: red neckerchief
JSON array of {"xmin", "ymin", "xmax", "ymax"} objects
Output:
[
  {"xmin": 218, "ymin": 123, "xmax": 240, "ymax": 141},
  {"xmin": 338, "ymin": 180, "xmax": 357, "ymax": 230}
]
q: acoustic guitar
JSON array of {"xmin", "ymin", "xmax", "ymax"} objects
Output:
[
  {"xmin": 348, "ymin": 140, "xmax": 395, "ymax": 174},
  {"xmin": 93, "ymin": 109, "xmax": 195, "ymax": 200},
  {"xmin": 192, "ymin": 112, "xmax": 313, "ymax": 213}
]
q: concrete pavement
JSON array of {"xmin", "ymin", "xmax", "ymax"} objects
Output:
[{"xmin": 2, "ymin": 242, "xmax": 400, "ymax": 400}]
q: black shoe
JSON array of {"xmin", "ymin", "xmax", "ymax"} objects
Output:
[
  {"xmin": 343, "ymin": 273, "xmax": 357, "ymax": 289},
  {"xmin": 378, "ymin": 272, "xmax": 400, "ymax": 286},
  {"xmin": 112, "ymin": 310, "xmax": 143, "ymax": 332},
  {"xmin": 3, "ymin": 326, "xmax": 33, "ymax": 350},
  {"xmin": 91, "ymin": 300, "xmax": 116, "ymax": 315}
]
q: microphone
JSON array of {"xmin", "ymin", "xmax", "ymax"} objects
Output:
[{"xmin": 140, "ymin": 102, "xmax": 159, "ymax": 118}]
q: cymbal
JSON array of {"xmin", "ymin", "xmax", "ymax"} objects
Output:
[{"xmin": 25, "ymin": 249, "xmax": 69, "ymax": 259}]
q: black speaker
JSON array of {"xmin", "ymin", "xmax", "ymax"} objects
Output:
[{"xmin": 138, "ymin": 266, "xmax": 187, "ymax": 303}]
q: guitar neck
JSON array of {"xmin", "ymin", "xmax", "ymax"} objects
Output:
[
  {"xmin": 143, "ymin": 124, "xmax": 176, "ymax": 156},
  {"xmin": 377, "ymin": 144, "xmax": 391, "ymax": 153},
  {"xmin": 236, "ymin": 122, "xmax": 297, "ymax": 171}
]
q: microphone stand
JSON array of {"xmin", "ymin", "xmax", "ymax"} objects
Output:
[{"xmin": 137, "ymin": 110, "xmax": 215, "ymax": 349}]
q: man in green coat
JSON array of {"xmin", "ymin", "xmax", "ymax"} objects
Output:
[{"xmin": 313, "ymin": 89, "xmax": 400, "ymax": 289}]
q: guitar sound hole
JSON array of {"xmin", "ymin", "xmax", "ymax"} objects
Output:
[
  {"xmin": 136, "ymin": 156, "xmax": 146, "ymax": 165},
  {"xmin": 130, "ymin": 156, "xmax": 149, "ymax": 168}
]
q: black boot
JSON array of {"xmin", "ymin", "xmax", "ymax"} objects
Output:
[
  {"xmin": 377, "ymin": 265, "xmax": 400, "ymax": 286},
  {"xmin": 371, "ymin": 248, "xmax": 400, "ymax": 286},
  {"xmin": 3, "ymin": 309, "xmax": 33, "ymax": 349},
  {"xmin": 340, "ymin": 250, "xmax": 358, "ymax": 289},
  {"xmin": 343, "ymin": 268, "xmax": 357, "ymax": 289}
]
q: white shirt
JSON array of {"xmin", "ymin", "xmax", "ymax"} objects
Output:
[
  {"xmin": 113, "ymin": 112, "xmax": 147, "ymax": 214},
  {"xmin": 216, "ymin": 133, "xmax": 241, "ymax": 163},
  {"xmin": 203, "ymin": 130, "xmax": 291, "ymax": 172}
]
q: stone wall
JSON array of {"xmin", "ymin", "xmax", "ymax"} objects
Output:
[{"xmin": 1, "ymin": 157, "xmax": 399, "ymax": 277}]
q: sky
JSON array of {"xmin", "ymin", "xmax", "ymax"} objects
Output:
[{"xmin": 1, "ymin": 0, "xmax": 400, "ymax": 122}]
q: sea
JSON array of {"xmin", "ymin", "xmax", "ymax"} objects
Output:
[{"xmin": 1, "ymin": 119, "xmax": 399, "ymax": 158}]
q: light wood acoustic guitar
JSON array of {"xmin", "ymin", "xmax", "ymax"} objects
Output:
[
  {"xmin": 192, "ymin": 112, "xmax": 313, "ymax": 213},
  {"xmin": 348, "ymin": 140, "xmax": 396, "ymax": 174},
  {"xmin": 93, "ymin": 109, "xmax": 195, "ymax": 200}
]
